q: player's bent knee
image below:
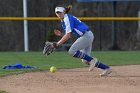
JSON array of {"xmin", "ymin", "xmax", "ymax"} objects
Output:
[{"xmin": 68, "ymin": 49, "xmax": 75, "ymax": 56}]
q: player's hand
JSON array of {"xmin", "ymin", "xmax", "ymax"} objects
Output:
[
  {"xmin": 51, "ymin": 42, "xmax": 58, "ymax": 49},
  {"xmin": 43, "ymin": 42, "xmax": 55, "ymax": 56},
  {"xmin": 43, "ymin": 42, "xmax": 58, "ymax": 56},
  {"xmin": 54, "ymin": 29, "xmax": 62, "ymax": 36}
]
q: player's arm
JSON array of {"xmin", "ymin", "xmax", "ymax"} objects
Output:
[
  {"xmin": 56, "ymin": 32, "xmax": 72, "ymax": 46},
  {"xmin": 56, "ymin": 15, "xmax": 73, "ymax": 46}
]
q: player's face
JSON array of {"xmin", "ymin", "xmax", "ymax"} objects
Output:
[{"xmin": 55, "ymin": 12, "xmax": 65, "ymax": 19}]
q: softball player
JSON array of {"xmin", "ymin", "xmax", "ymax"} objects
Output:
[{"xmin": 54, "ymin": 5, "xmax": 112, "ymax": 76}]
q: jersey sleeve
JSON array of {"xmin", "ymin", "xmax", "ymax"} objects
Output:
[{"xmin": 63, "ymin": 15, "xmax": 74, "ymax": 34}]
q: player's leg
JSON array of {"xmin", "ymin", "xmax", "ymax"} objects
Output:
[
  {"xmin": 80, "ymin": 45, "xmax": 92, "ymax": 65},
  {"xmin": 74, "ymin": 48, "xmax": 112, "ymax": 76},
  {"xmin": 68, "ymin": 31, "xmax": 94, "ymax": 64},
  {"xmin": 80, "ymin": 43, "xmax": 111, "ymax": 74},
  {"xmin": 68, "ymin": 31, "xmax": 111, "ymax": 76}
]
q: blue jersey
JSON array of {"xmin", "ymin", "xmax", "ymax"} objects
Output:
[{"xmin": 61, "ymin": 14, "xmax": 89, "ymax": 37}]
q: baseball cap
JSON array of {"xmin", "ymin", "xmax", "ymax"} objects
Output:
[{"xmin": 55, "ymin": 7, "xmax": 65, "ymax": 13}]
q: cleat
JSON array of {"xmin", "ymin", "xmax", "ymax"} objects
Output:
[
  {"xmin": 89, "ymin": 58, "xmax": 98, "ymax": 71},
  {"xmin": 100, "ymin": 68, "xmax": 112, "ymax": 77}
]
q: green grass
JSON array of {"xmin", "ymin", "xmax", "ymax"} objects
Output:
[
  {"xmin": 93, "ymin": 51, "xmax": 140, "ymax": 66},
  {"xmin": 0, "ymin": 51, "xmax": 140, "ymax": 76},
  {"xmin": 0, "ymin": 90, "xmax": 9, "ymax": 93}
]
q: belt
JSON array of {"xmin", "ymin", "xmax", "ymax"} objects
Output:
[
  {"xmin": 82, "ymin": 29, "xmax": 90, "ymax": 36},
  {"xmin": 86, "ymin": 29, "xmax": 90, "ymax": 31}
]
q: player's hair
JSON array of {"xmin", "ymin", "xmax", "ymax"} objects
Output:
[
  {"xmin": 56, "ymin": 5, "xmax": 72, "ymax": 14},
  {"xmin": 65, "ymin": 5, "xmax": 72, "ymax": 13}
]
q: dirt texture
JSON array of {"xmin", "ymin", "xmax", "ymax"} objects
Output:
[{"xmin": 0, "ymin": 65, "xmax": 140, "ymax": 93}]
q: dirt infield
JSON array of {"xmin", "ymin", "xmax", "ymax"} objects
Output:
[{"xmin": 0, "ymin": 65, "xmax": 140, "ymax": 93}]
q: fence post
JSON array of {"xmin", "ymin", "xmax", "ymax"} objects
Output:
[
  {"xmin": 23, "ymin": 0, "xmax": 29, "ymax": 52},
  {"xmin": 138, "ymin": 11, "xmax": 140, "ymax": 30},
  {"xmin": 111, "ymin": 1, "xmax": 120, "ymax": 50},
  {"xmin": 136, "ymin": 11, "xmax": 140, "ymax": 41}
]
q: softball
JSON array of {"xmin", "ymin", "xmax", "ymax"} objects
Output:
[{"xmin": 50, "ymin": 66, "xmax": 57, "ymax": 73}]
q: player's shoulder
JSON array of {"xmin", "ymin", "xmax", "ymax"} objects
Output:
[
  {"xmin": 65, "ymin": 14, "xmax": 75, "ymax": 18},
  {"xmin": 68, "ymin": 14, "xmax": 76, "ymax": 18},
  {"xmin": 63, "ymin": 14, "xmax": 78, "ymax": 23}
]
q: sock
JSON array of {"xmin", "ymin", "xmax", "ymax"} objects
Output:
[
  {"xmin": 73, "ymin": 51, "xmax": 93, "ymax": 62},
  {"xmin": 95, "ymin": 61, "xmax": 110, "ymax": 70}
]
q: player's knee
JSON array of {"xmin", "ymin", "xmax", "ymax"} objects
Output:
[{"xmin": 68, "ymin": 49, "xmax": 75, "ymax": 56}]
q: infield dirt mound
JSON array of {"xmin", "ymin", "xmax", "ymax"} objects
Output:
[{"xmin": 0, "ymin": 65, "xmax": 140, "ymax": 93}]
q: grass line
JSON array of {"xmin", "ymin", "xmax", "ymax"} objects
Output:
[
  {"xmin": 0, "ymin": 90, "xmax": 9, "ymax": 93},
  {"xmin": 0, "ymin": 51, "xmax": 140, "ymax": 76}
]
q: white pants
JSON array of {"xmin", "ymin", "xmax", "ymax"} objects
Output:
[{"xmin": 68, "ymin": 31, "xmax": 94, "ymax": 62}]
